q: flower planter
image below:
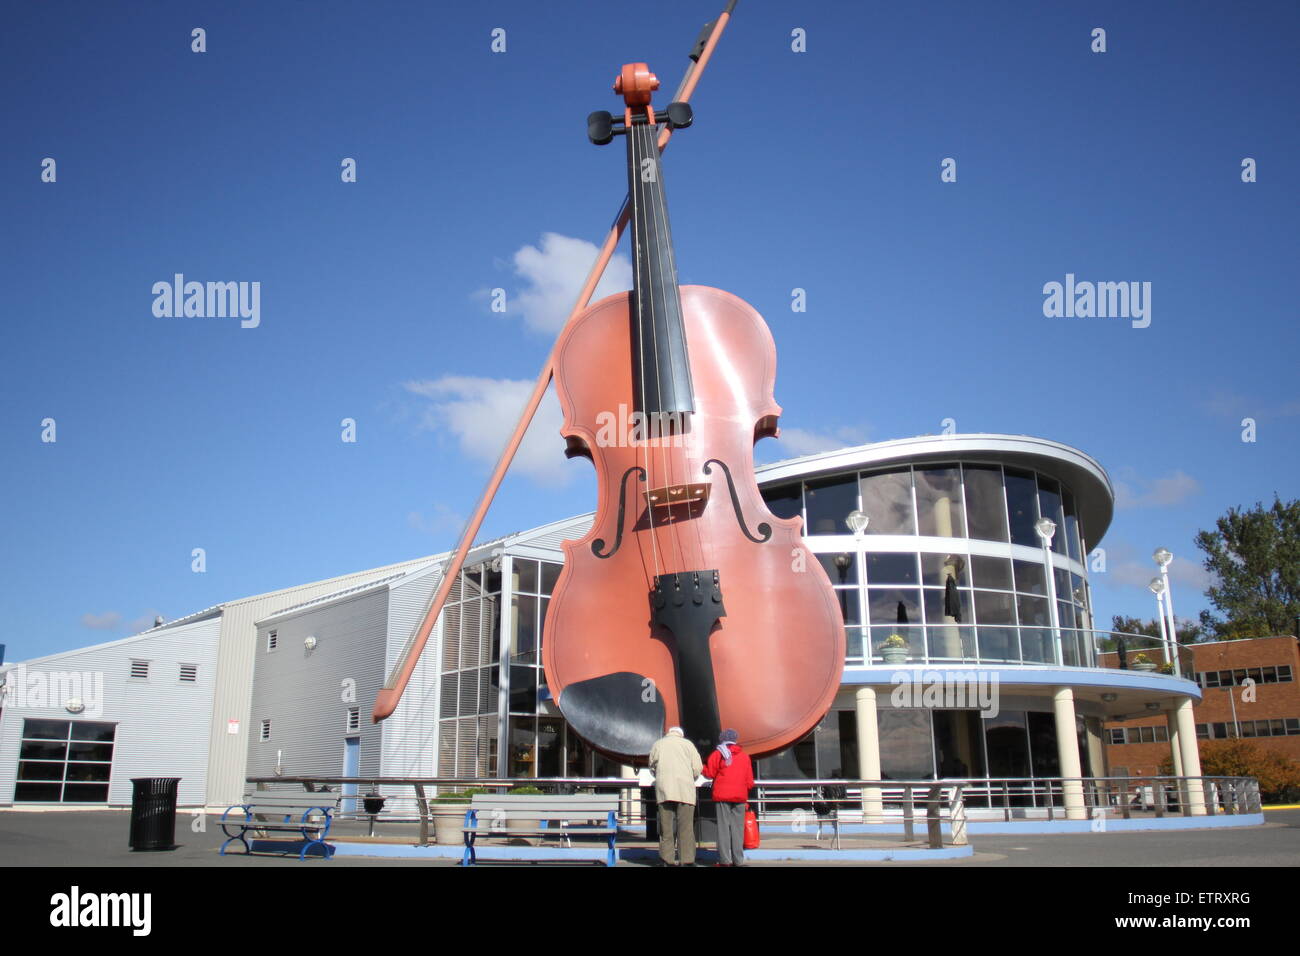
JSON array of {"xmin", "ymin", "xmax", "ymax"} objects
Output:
[
  {"xmin": 432, "ymin": 805, "xmax": 470, "ymax": 845},
  {"xmin": 1131, "ymin": 661, "xmax": 1157, "ymax": 672},
  {"xmin": 881, "ymin": 647, "xmax": 908, "ymax": 664}
]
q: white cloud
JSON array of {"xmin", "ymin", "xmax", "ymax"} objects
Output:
[
  {"xmin": 1113, "ymin": 470, "xmax": 1200, "ymax": 509},
  {"xmin": 405, "ymin": 375, "xmax": 570, "ymax": 486},
  {"xmin": 408, "ymin": 503, "xmax": 465, "ymax": 537},
  {"xmin": 80, "ymin": 611, "xmax": 122, "ymax": 631},
  {"xmin": 769, "ymin": 425, "xmax": 871, "ymax": 458},
  {"xmin": 79, "ymin": 610, "xmax": 162, "ymax": 634},
  {"xmin": 508, "ymin": 233, "xmax": 633, "ymax": 333}
]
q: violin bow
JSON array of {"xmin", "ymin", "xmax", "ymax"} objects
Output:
[{"xmin": 373, "ymin": 0, "xmax": 741, "ymax": 722}]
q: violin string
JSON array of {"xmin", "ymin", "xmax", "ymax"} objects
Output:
[
  {"xmin": 646, "ymin": 120, "xmax": 710, "ymax": 578},
  {"xmin": 630, "ymin": 116, "xmax": 661, "ymax": 583},
  {"xmin": 640, "ymin": 120, "xmax": 682, "ymax": 578}
]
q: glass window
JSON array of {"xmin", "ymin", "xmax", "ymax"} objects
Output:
[
  {"xmin": 22, "ymin": 720, "xmax": 70, "ymax": 740},
  {"xmin": 924, "ymin": 587, "xmax": 969, "ymax": 625},
  {"xmin": 514, "ymin": 559, "xmax": 538, "ymax": 594},
  {"xmin": 1003, "ymin": 468, "xmax": 1040, "ymax": 548},
  {"xmin": 761, "ymin": 483, "xmax": 803, "ymax": 522},
  {"xmin": 984, "ymin": 712, "xmax": 1030, "ymax": 777},
  {"xmin": 877, "ymin": 710, "xmax": 934, "ymax": 780},
  {"xmin": 1013, "ymin": 559, "xmax": 1047, "ymax": 596},
  {"xmin": 805, "ymin": 475, "xmax": 860, "ymax": 535},
  {"xmin": 508, "ymin": 666, "xmax": 537, "ymax": 714},
  {"xmin": 510, "ymin": 596, "xmax": 537, "ymax": 663},
  {"xmin": 818, "ymin": 552, "xmax": 858, "ymax": 585},
  {"xmin": 540, "ymin": 562, "xmax": 561, "ymax": 595},
  {"xmin": 865, "ymin": 552, "xmax": 918, "ymax": 585},
  {"xmin": 833, "ymin": 588, "xmax": 861, "ymax": 625},
  {"xmin": 973, "ymin": 590, "xmax": 1017, "ymax": 625},
  {"xmin": 915, "ymin": 466, "xmax": 966, "ymax": 537},
  {"xmin": 1028, "ymin": 712, "xmax": 1060, "ymax": 777},
  {"xmin": 962, "ymin": 465, "xmax": 1008, "ymax": 542},
  {"xmin": 1062, "ymin": 489, "xmax": 1082, "ymax": 561},
  {"xmin": 970, "ymin": 555, "xmax": 1013, "ymax": 591},
  {"xmin": 867, "ymin": 588, "xmax": 922, "ymax": 626},
  {"xmin": 1036, "ymin": 476, "xmax": 1066, "ymax": 555},
  {"xmin": 859, "ymin": 468, "xmax": 915, "ymax": 536},
  {"xmin": 921, "ymin": 552, "xmax": 969, "ymax": 587}
]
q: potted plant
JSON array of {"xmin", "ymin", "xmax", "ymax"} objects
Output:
[
  {"xmin": 1130, "ymin": 652, "xmax": 1156, "ymax": 672},
  {"xmin": 431, "ymin": 787, "xmax": 486, "ymax": 845},
  {"xmin": 880, "ymin": 633, "xmax": 909, "ymax": 664},
  {"xmin": 1158, "ymin": 661, "xmax": 1176, "ymax": 675}
]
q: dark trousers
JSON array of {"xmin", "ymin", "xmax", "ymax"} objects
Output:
[
  {"xmin": 716, "ymin": 801, "xmax": 746, "ymax": 865},
  {"xmin": 658, "ymin": 801, "xmax": 696, "ymax": 865}
]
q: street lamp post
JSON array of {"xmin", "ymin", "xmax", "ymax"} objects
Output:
[
  {"xmin": 1148, "ymin": 577, "xmax": 1171, "ymax": 666},
  {"xmin": 1035, "ymin": 517, "xmax": 1062, "ymax": 665},
  {"xmin": 1154, "ymin": 548, "xmax": 1179, "ymax": 674}
]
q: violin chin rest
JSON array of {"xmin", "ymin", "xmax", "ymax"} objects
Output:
[{"xmin": 556, "ymin": 671, "xmax": 665, "ymax": 759}]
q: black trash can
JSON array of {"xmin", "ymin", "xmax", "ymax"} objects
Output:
[{"xmin": 128, "ymin": 777, "xmax": 181, "ymax": 851}]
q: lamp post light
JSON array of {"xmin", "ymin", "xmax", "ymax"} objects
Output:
[
  {"xmin": 1148, "ymin": 577, "xmax": 1171, "ymax": 666},
  {"xmin": 845, "ymin": 510, "xmax": 868, "ymax": 656},
  {"xmin": 1154, "ymin": 548, "xmax": 1179, "ymax": 671},
  {"xmin": 1035, "ymin": 517, "xmax": 1063, "ymax": 665}
]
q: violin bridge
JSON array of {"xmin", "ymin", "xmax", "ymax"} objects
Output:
[{"xmin": 645, "ymin": 483, "xmax": 710, "ymax": 509}]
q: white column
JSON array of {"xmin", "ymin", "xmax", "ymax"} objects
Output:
[
  {"xmin": 1175, "ymin": 698, "xmax": 1206, "ymax": 815},
  {"xmin": 855, "ymin": 687, "xmax": 883, "ymax": 823},
  {"xmin": 1166, "ymin": 712, "xmax": 1183, "ymax": 777},
  {"xmin": 1053, "ymin": 687, "xmax": 1086, "ymax": 820}
]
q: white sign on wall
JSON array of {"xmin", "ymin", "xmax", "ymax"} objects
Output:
[{"xmin": 227, "ymin": 719, "xmax": 240, "ymax": 735}]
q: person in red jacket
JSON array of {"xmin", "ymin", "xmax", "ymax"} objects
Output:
[{"xmin": 701, "ymin": 728, "xmax": 754, "ymax": 866}]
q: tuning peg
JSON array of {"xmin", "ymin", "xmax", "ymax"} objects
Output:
[
  {"xmin": 587, "ymin": 110, "xmax": 614, "ymax": 146},
  {"xmin": 666, "ymin": 102, "xmax": 693, "ymax": 130}
]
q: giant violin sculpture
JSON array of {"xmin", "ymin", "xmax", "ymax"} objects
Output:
[{"xmin": 542, "ymin": 64, "xmax": 845, "ymax": 760}]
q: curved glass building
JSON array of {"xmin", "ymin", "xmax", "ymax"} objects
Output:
[{"xmin": 751, "ymin": 434, "xmax": 1206, "ymax": 816}]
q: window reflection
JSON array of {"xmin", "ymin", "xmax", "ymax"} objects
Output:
[
  {"xmin": 859, "ymin": 468, "xmax": 915, "ymax": 535},
  {"xmin": 1037, "ymin": 477, "xmax": 1066, "ymax": 555},
  {"xmin": 963, "ymin": 465, "xmax": 1008, "ymax": 542},
  {"xmin": 865, "ymin": 552, "xmax": 918, "ymax": 585},
  {"xmin": 805, "ymin": 476, "xmax": 859, "ymax": 535},
  {"xmin": 915, "ymin": 466, "xmax": 966, "ymax": 537},
  {"xmin": 1003, "ymin": 468, "xmax": 1040, "ymax": 548},
  {"xmin": 761, "ymin": 483, "xmax": 803, "ymax": 522}
]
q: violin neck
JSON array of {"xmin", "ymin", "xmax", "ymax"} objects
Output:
[{"xmin": 627, "ymin": 120, "xmax": 695, "ymax": 419}]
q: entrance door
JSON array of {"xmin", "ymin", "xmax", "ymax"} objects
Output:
[{"xmin": 341, "ymin": 737, "xmax": 360, "ymax": 814}]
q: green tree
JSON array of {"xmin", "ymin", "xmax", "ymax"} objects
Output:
[
  {"xmin": 1195, "ymin": 496, "xmax": 1300, "ymax": 639},
  {"xmin": 1110, "ymin": 615, "xmax": 1207, "ymax": 644}
]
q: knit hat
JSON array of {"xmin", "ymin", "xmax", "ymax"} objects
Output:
[{"xmin": 720, "ymin": 728, "xmax": 739, "ymax": 743}]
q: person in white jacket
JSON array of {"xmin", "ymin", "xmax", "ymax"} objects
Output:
[{"xmin": 648, "ymin": 726, "xmax": 703, "ymax": 866}]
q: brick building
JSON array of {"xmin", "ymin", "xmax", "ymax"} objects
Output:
[{"xmin": 1104, "ymin": 635, "xmax": 1300, "ymax": 777}]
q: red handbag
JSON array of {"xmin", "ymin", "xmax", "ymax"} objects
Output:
[{"xmin": 743, "ymin": 806, "xmax": 760, "ymax": 849}]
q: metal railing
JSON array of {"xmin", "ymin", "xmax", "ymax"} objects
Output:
[
  {"xmin": 246, "ymin": 773, "xmax": 1261, "ymax": 844},
  {"xmin": 853, "ymin": 625, "xmax": 1197, "ymax": 680},
  {"xmin": 245, "ymin": 775, "xmax": 970, "ymax": 849}
]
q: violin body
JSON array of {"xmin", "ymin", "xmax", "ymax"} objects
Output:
[{"xmin": 543, "ymin": 284, "xmax": 846, "ymax": 760}]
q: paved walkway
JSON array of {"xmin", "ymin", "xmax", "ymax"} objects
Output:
[{"xmin": 1, "ymin": 808, "xmax": 1296, "ymax": 866}]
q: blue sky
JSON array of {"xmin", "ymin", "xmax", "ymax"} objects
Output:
[{"xmin": 2, "ymin": 0, "xmax": 1297, "ymax": 661}]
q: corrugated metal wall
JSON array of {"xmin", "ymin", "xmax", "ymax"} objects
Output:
[
  {"xmin": 244, "ymin": 588, "xmax": 389, "ymax": 789},
  {"xmin": 0, "ymin": 615, "xmax": 222, "ymax": 806},
  {"xmin": 380, "ymin": 566, "xmax": 442, "ymax": 812},
  {"xmin": 204, "ymin": 557, "xmax": 434, "ymax": 806}
]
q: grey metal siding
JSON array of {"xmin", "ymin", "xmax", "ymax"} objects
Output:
[
  {"xmin": 0, "ymin": 616, "xmax": 221, "ymax": 807},
  {"xmin": 380, "ymin": 567, "xmax": 443, "ymax": 812},
  {"xmin": 204, "ymin": 556, "xmax": 436, "ymax": 805},
  {"xmin": 245, "ymin": 588, "xmax": 390, "ymax": 794}
]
